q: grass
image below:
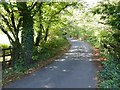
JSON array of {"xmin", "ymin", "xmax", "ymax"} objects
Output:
[
  {"xmin": 2, "ymin": 38, "xmax": 71, "ymax": 86},
  {"xmin": 0, "ymin": 57, "xmax": 2, "ymax": 62}
]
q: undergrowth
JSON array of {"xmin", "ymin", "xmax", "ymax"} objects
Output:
[{"xmin": 97, "ymin": 54, "xmax": 120, "ymax": 89}]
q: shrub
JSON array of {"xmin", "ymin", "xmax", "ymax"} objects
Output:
[
  {"xmin": 32, "ymin": 38, "xmax": 70, "ymax": 61},
  {"xmin": 0, "ymin": 44, "xmax": 9, "ymax": 49},
  {"xmin": 98, "ymin": 56, "xmax": 120, "ymax": 89}
]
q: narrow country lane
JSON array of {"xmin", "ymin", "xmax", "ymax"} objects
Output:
[{"xmin": 4, "ymin": 38, "xmax": 100, "ymax": 88}]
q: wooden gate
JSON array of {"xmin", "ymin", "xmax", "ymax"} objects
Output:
[{"xmin": 1, "ymin": 46, "xmax": 12, "ymax": 69}]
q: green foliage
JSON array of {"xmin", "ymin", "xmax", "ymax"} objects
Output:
[
  {"xmin": 98, "ymin": 57, "xmax": 120, "ymax": 89},
  {"xmin": 92, "ymin": 0, "xmax": 120, "ymax": 30},
  {"xmin": 91, "ymin": 0, "xmax": 120, "ymax": 59},
  {"xmin": 0, "ymin": 44, "xmax": 10, "ymax": 55},
  {"xmin": 2, "ymin": 65, "xmax": 25, "ymax": 86},
  {"xmin": 59, "ymin": 1, "xmax": 120, "ymax": 89},
  {"xmin": 99, "ymin": 79, "xmax": 120, "ymax": 89},
  {"xmin": 33, "ymin": 38, "xmax": 69, "ymax": 61},
  {"xmin": 0, "ymin": 44, "xmax": 9, "ymax": 49},
  {"xmin": 89, "ymin": 0, "xmax": 120, "ymax": 88},
  {"xmin": 1, "ymin": 2, "xmax": 75, "ymax": 85},
  {"xmin": 34, "ymin": 2, "xmax": 77, "ymax": 44}
]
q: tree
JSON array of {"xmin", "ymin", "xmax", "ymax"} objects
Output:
[
  {"xmin": 0, "ymin": 2, "xmax": 22, "ymax": 65},
  {"xmin": 17, "ymin": 2, "xmax": 37, "ymax": 67},
  {"xmin": 0, "ymin": 2, "xmax": 37, "ymax": 67},
  {"xmin": 34, "ymin": 2, "xmax": 77, "ymax": 45},
  {"xmin": 92, "ymin": 0, "xmax": 120, "ymax": 59},
  {"xmin": 34, "ymin": 2, "xmax": 43, "ymax": 46}
]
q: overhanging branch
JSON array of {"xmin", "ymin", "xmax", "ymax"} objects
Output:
[
  {"xmin": 30, "ymin": 2, "xmax": 37, "ymax": 11},
  {"xmin": 0, "ymin": 13, "xmax": 16, "ymax": 39}
]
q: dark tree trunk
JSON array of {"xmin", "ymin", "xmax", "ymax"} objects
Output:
[
  {"xmin": 11, "ymin": 40, "xmax": 22, "ymax": 66},
  {"xmin": 19, "ymin": 2, "xmax": 34, "ymax": 67},
  {"xmin": 44, "ymin": 26, "xmax": 49, "ymax": 42},
  {"xmin": 35, "ymin": 3, "xmax": 43, "ymax": 46},
  {"xmin": 35, "ymin": 26, "xmax": 42, "ymax": 46}
]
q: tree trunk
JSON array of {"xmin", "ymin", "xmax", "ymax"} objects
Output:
[
  {"xmin": 11, "ymin": 40, "xmax": 22, "ymax": 66},
  {"xmin": 20, "ymin": 2, "xmax": 34, "ymax": 67},
  {"xmin": 35, "ymin": 3, "xmax": 43, "ymax": 46},
  {"xmin": 35, "ymin": 26, "xmax": 42, "ymax": 46},
  {"xmin": 44, "ymin": 26, "xmax": 49, "ymax": 42}
]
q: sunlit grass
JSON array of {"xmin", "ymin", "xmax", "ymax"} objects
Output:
[
  {"xmin": 0, "ymin": 57, "xmax": 2, "ymax": 62},
  {"xmin": 0, "ymin": 56, "xmax": 11, "ymax": 62}
]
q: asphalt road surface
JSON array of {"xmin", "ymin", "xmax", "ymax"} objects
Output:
[{"xmin": 4, "ymin": 38, "xmax": 100, "ymax": 88}]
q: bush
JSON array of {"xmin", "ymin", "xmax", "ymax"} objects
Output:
[
  {"xmin": 33, "ymin": 38, "xmax": 70, "ymax": 61},
  {"xmin": 99, "ymin": 79, "xmax": 120, "ymax": 89},
  {"xmin": 98, "ymin": 57, "xmax": 120, "ymax": 89},
  {"xmin": 0, "ymin": 44, "xmax": 9, "ymax": 49}
]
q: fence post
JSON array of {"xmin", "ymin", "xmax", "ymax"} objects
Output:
[
  {"xmin": 2, "ymin": 49, "xmax": 5, "ymax": 69},
  {"xmin": 2, "ymin": 46, "xmax": 13, "ymax": 69},
  {"xmin": 10, "ymin": 46, "xmax": 13, "ymax": 66}
]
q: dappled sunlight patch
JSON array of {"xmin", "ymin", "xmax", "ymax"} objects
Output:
[
  {"xmin": 84, "ymin": 49, "xmax": 89, "ymax": 52},
  {"xmin": 44, "ymin": 66, "xmax": 58, "ymax": 71},
  {"xmin": 71, "ymin": 39, "xmax": 78, "ymax": 42},
  {"xmin": 49, "ymin": 66, "xmax": 58, "ymax": 69},
  {"xmin": 62, "ymin": 69, "xmax": 67, "ymax": 72},
  {"xmin": 53, "ymin": 66, "xmax": 58, "ymax": 69},
  {"xmin": 78, "ymin": 53, "xmax": 85, "ymax": 57},
  {"xmin": 79, "ymin": 53, "xmax": 93, "ymax": 58},
  {"xmin": 44, "ymin": 85, "xmax": 49, "ymax": 88},
  {"xmin": 65, "ymin": 52, "xmax": 78, "ymax": 56},
  {"xmin": 71, "ymin": 46, "xmax": 79, "ymax": 49},
  {"xmin": 43, "ymin": 81, "xmax": 55, "ymax": 88},
  {"xmin": 62, "ymin": 43, "xmax": 94, "ymax": 61},
  {"xmin": 72, "ymin": 58, "xmax": 82, "ymax": 61},
  {"xmin": 88, "ymin": 85, "xmax": 92, "ymax": 88},
  {"xmin": 69, "ymin": 48, "xmax": 89, "ymax": 53},
  {"xmin": 52, "ymin": 39, "xmax": 96, "ymax": 62},
  {"xmin": 43, "ymin": 83, "xmax": 55, "ymax": 88},
  {"xmin": 89, "ymin": 59, "xmax": 92, "ymax": 61},
  {"xmin": 64, "ymin": 56, "xmax": 68, "ymax": 59},
  {"xmin": 55, "ymin": 59, "xmax": 66, "ymax": 62},
  {"xmin": 69, "ymin": 49, "xmax": 80, "ymax": 52}
]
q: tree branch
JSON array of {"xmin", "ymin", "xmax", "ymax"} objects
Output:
[
  {"xmin": 0, "ymin": 13, "xmax": 16, "ymax": 39},
  {"xmin": 48, "ymin": 3, "xmax": 76, "ymax": 24},
  {"xmin": 2, "ymin": 3, "xmax": 11, "ymax": 13},
  {"xmin": 11, "ymin": 11, "xmax": 17, "ymax": 32},
  {"xmin": 32, "ymin": 2, "xmax": 43, "ymax": 17},
  {"xmin": 30, "ymin": 2, "xmax": 37, "ymax": 11},
  {"xmin": 54, "ymin": 3, "xmax": 76, "ymax": 16},
  {"xmin": 17, "ymin": 18, "xmax": 22, "ymax": 31}
]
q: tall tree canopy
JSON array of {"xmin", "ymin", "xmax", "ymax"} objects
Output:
[{"xmin": 0, "ymin": 1, "xmax": 78, "ymax": 67}]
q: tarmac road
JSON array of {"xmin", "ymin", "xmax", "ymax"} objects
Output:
[{"xmin": 4, "ymin": 38, "xmax": 100, "ymax": 88}]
